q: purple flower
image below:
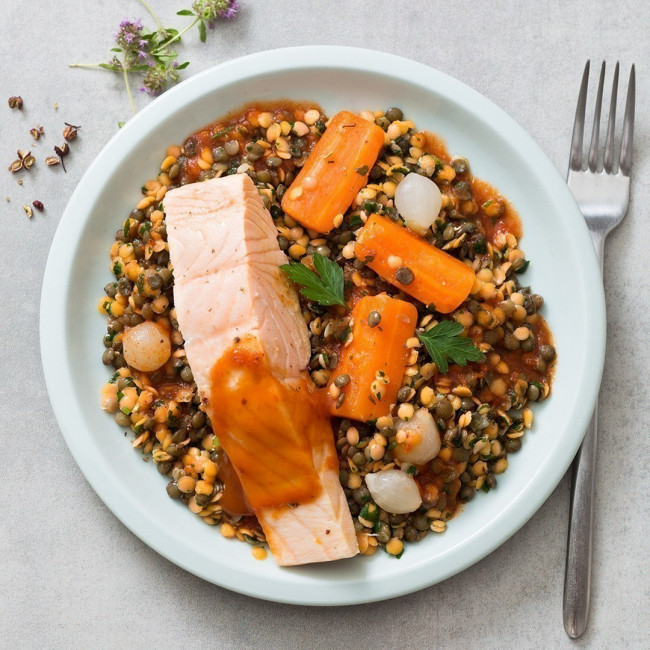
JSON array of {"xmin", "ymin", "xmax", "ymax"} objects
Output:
[
  {"xmin": 114, "ymin": 18, "xmax": 149, "ymax": 65},
  {"xmin": 191, "ymin": 0, "xmax": 239, "ymax": 24},
  {"xmin": 141, "ymin": 62, "xmax": 181, "ymax": 96}
]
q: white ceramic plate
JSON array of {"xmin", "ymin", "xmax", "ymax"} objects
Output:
[{"xmin": 40, "ymin": 46, "xmax": 605, "ymax": 605}]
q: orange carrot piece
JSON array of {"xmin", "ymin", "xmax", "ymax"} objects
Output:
[
  {"xmin": 328, "ymin": 293, "xmax": 417, "ymax": 422},
  {"xmin": 281, "ymin": 111, "xmax": 385, "ymax": 233},
  {"xmin": 355, "ymin": 214, "xmax": 476, "ymax": 313}
]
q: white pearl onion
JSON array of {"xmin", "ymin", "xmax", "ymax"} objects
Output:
[
  {"xmin": 394, "ymin": 172, "xmax": 442, "ymax": 234},
  {"xmin": 365, "ymin": 470, "xmax": 422, "ymax": 514},
  {"xmin": 393, "ymin": 408, "xmax": 441, "ymax": 465}
]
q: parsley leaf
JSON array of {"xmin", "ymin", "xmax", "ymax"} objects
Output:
[
  {"xmin": 280, "ymin": 252, "xmax": 348, "ymax": 309},
  {"xmin": 418, "ymin": 320, "xmax": 485, "ymax": 374}
]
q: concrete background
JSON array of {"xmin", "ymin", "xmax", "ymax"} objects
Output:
[{"xmin": 0, "ymin": 1, "xmax": 648, "ymax": 647}]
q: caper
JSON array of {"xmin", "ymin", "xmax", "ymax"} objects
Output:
[
  {"xmin": 257, "ymin": 169, "xmax": 272, "ymax": 184},
  {"xmin": 459, "ymin": 486, "xmax": 475, "ymax": 503},
  {"xmin": 180, "ymin": 365, "xmax": 194, "ymax": 383},
  {"xmin": 435, "ymin": 399, "xmax": 454, "ymax": 420},
  {"xmin": 453, "ymin": 181, "xmax": 472, "ymax": 200},
  {"xmin": 539, "ymin": 344, "xmax": 556, "ymax": 362},
  {"xmin": 395, "ymin": 266, "xmax": 414, "ymax": 284},
  {"xmin": 527, "ymin": 384, "xmax": 540, "ymax": 401},
  {"xmin": 505, "ymin": 438, "xmax": 522, "ymax": 453},
  {"xmin": 367, "ymin": 310, "xmax": 381, "ymax": 327},
  {"xmin": 397, "ymin": 386, "xmax": 414, "ymax": 403},
  {"xmin": 352, "ymin": 452, "xmax": 366, "ymax": 467},
  {"xmin": 266, "ymin": 156, "xmax": 282, "ymax": 168},
  {"xmin": 114, "ymin": 411, "xmax": 131, "ymax": 427},
  {"xmin": 385, "ymin": 107, "xmax": 403, "ymax": 122},
  {"xmin": 102, "ymin": 349, "xmax": 115, "ymax": 365},
  {"xmin": 460, "ymin": 397, "xmax": 475, "ymax": 411},
  {"xmin": 166, "ymin": 481, "xmax": 183, "ymax": 499},
  {"xmin": 352, "ymin": 486, "xmax": 371, "ymax": 505},
  {"xmin": 504, "ymin": 333, "xmax": 520, "ymax": 350},
  {"xmin": 334, "ymin": 373, "xmax": 351, "ymax": 388},
  {"xmin": 451, "ymin": 157, "xmax": 469, "ymax": 174}
]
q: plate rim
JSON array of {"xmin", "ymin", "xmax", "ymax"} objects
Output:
[{"xmin": 40, "ymin": 45, "xmax": 606, "ymax": 605}]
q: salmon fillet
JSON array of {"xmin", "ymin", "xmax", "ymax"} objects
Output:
[{"xmin": 165, "ymin": 174, "xmax": 358, "ymax": 565}]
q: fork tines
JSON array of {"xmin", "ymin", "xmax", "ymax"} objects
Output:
[{"xmin": 569, "ymin": 61, "xmax": 636, "ymax": 175}]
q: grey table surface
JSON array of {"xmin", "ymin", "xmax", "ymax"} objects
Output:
[{"xmin": 1, "ymin": 1, "xmax": 648, "ymax": 648}]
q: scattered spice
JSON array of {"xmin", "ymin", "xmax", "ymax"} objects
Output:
[
  {"xmin": 8, "ymin": 150, "xmax": 35, "ymax": 173},
  {"xmin": 63, "ymin": 122, "xmax": 81, "ymax": 141},
  {"xmin": 30, "ymin": 126, "xmax": 44, "ymax": 140},
  {"xmin": 45, "ymin": 156, "xmax": 60, "ymax": 167},
  {"xmin": 32, "ymin": 200, "xmax": 44, "ymax": 212},
  {"xmin": 23, "ymin": 205, "xmax": 33, "ymax": 218},
  {"xmin": 8, "ymin": 96, "xmax": 23, "ymax": 110},
  {"xmin": 54, "ymin": 143, "xmax": 70, "ymax": 171},
  {"xmin": 53, "ymin": 102, "xmax": 58, "ymax": 110}
]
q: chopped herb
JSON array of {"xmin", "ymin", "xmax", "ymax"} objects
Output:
[
  {"xmin": 123, "ymin": 219, "xmax": 130, "ymax": 238},
  {"xmin": 406, "ymin": 465, "xmax": 417, "ymax": 476},
  {"xmin": 481, "ymin": 483, "xmax": 491, "ymax": 493},
  {"xmin": 363, "ymin": 200, "xmax": 379, "ymax": 214},
  {"xmin": 136, "ymin": 273, "xmax": 145, "ymax": 293},
  {"xmin": 112, "ymin": 260, "xmax": 123, "ymax": 276},
  {"xmin": 359, "ymin": 502, "xmax": 379, "ymax": 524},
  {"xmin": 280, "ymin": 252, "xmax": 348, "ymax": 309},
  {"xmin": 108, "ymin": 371, "xmax": 120, "ymax": 384},
  {"xmin": 418, "ymin": 320, "xmax": 485, "ymax": 374},
  {"xmin": 348, "ymin": 214, "xmax": 363, "ymax": 229},
  {"xmin": 473, "ymin": 237, "xmax": 487, "ymax": 254},
  {"xmin": 211, "ymin": 125, "xmax": 234, "ymax": 140},
  {"xmin": 338, "ymin": 325, "xmax": 351, "ymax": 343},
  {"xmin": 314, "ymin": 120, "xmax": 326, "ymax": 133}
]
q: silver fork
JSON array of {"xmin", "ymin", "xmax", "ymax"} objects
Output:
[{"xmin": 563, "ymin": 60, "xmax": 635, "ymax": 639}]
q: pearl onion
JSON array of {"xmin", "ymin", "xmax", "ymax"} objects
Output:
[
  {"xmin": 394, "ymin": 173, "xmax": 442, "ymax": 234},
  {"xmin": 365, "ymin": 470, "xmax": 422, "ymax": 514}
]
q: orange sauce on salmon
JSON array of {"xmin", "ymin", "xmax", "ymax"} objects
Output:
[{"xmin": 208, "ymin": 337, "xmax": 336, "ymax": 512}]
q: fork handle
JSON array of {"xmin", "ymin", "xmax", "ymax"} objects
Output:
[{"xmin": 563, "ymin": 229, "xmax": 605, "ymax": 638}]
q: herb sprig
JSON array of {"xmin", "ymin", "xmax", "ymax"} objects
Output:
[
  {"xmin": 280, "ymin": 253, "xmax": 348, "ymax": 310},
  {"xmin": 70, "ymin": 0, "xmax": 239, "ymax": 116},
  {"xmin": 418, "ymin": 320, "xmax": 485, "ymax": 374}
]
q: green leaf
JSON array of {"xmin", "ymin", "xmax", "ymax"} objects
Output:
[
  {"xmin": 280, "ymin": 253, "xmax": 348, "ymax": 309},
  {"xmin": 98, "ymin": 63, "xmax": 120, "ymax": 71},
  {"xmin": 198, "ymin": 20, "xmax": 207, "ymax": 43},
  {"xmin": 117, "ymin": 121, "xmax": 126, "ymax": 129},
  {"xmin": 177, "ymin": 9, "xmax": 194, "ymax": 15},
  {"xmin": 176, "ymin": 61, "xmax": 190, "ymax": 70},
  {"xmin": 418, "ymin": 320, "xmax": 485, "ymax": 374},
  {"xmin": 110, "ymin": 47, "xmax": 122, "ymax": 53}
]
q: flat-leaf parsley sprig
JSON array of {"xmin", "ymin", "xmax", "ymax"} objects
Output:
[
  {"xmin": 418, "ymin": 320, "xmax": 485, "ymax": 374},
  {"xmin": 281, "ymin": 253, "xmax": 349, "ymax": 310},
  {"xmin": 69, "ymin": 0, "xmax": 239, "ymax": 115}
]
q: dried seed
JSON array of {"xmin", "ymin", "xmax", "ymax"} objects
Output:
[
  {"xmin": 32, "ymin": 200, "xmax": 44, "ymax": 211},
  {"xmin": 8, "ymin": 96, "xmax": 23, "ymax": 109},
  {"xmin": 23, "ymin": 205, "xmax": 33, "ymax": 218},
  {"xmin": 8, "ymin": 160, "xmax": 23, "ymax": 173},
  {"xmin": 63, "ymin": 122, "xmax": 81, "ymax": 141},
  {"xmin": 54, "ymin": 143, "xmax": 70, "ymax": 157},
  {"xmin": 30, "ymin": 126, "xmax": 44, "ymax": 140},
  {"xmin": 23, "ymin": 154, "xmax": 35, "ymax": 169},
  {"xmin": 45, "ymin": 156, "xmax": 60, "ymax": 166}
]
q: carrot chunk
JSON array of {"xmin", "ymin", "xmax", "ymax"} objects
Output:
[
  {"xmin": 355, "ymin": 214, "xmax": 476, "ymax": 313},
  {"xmin": 329, "ymin": 293, "xmax": 417, "ymax": 422},
  {"xmin": 281, "ymin": 111, "xmax": 385, "ymax": 233}
]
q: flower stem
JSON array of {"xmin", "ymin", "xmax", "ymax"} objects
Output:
[
  {"xmin": 137, "ymin": 0, "xmax": 163, "ymax": 31},
  {"xmin": 69, "ymin": 63, "xmax": 106, "ymax": 69},
  {"xmin": 152, "ymin": 17, "xmax": 199, "ymax": 54},
  {"xmin": 123, "ymin": 65, "xmax": 136, "ymax": 115}
]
